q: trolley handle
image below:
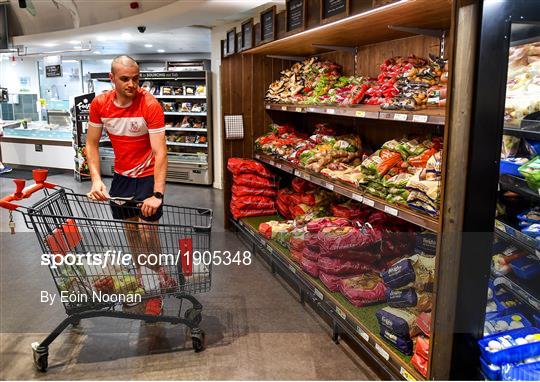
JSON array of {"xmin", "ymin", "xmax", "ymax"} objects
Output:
[{"xmin": 0, "ymin": 169, "xmax": 57, "ymax": 210}]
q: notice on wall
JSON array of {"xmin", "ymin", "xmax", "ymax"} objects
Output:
[
  {"xmin": 242, "ymin": 20, "xmax": 253, "ymax": 50},
  {"xmin": 322, "ymin": 0, "xmax": 347, "ymax": 20},
  {"xmin": 287, "ymin": 0, "xmax": 305, "ymax": 32},
  {"xmin": 261, "ymin": 7, "xmax": 275, "ymax": 42}
]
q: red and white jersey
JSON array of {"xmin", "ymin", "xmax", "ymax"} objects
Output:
[{"xmin": 88, "ymin": 88, "xmax": 165, "ymax": 178}]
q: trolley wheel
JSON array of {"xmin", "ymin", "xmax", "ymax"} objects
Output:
[
  {"xmin": 31, "ymin": 342, "xmax": 48, "ymax": 372},
  {"xmin": 185, "ymin": 308, "xmax": 202, "ymax": 326},
  {"xmin": 191, "ymin": 331, "xmax": 205, "ymax": 353}
]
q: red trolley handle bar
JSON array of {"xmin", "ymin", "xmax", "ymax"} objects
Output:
[{"xmin": 0, "ymin": 169, "xmax": 57, "ymax": 211}]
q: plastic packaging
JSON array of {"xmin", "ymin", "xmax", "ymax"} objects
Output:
[
  {"xmin": 339, "ymin": 273, "xmax": 387, "ymax": 306},
  {"xmin": 518, "ymin": 156, "xmax": 540, "ymax": 190},
  {"xmin": 233, "ymin": 173, "xmax": 278, "ymax": 188},
  {"xmin": 319, "ymin": 272, "xmax": 344, "ymax": 292},
  {"xmin": 303, "ymin": 247, "xmax": 321, "ymax": 262},
  {"xmin": 501, "ymin": 358, "xmax": 540, "ymax": 381},
  {"xmin": 480, "ymin": 357, "xmax": 501, "ymax": 380},
  {"xmin": 417, "ymin": 311, "xmax": 431, "ymax": 337},
  {"xmin": 301, "ymin": 257, "xmax": 319, "ymax": 278},
  {"xmin": 376, "ymin": 307, "xmax": 419, "ymax": 338},
  {"xmin": 317, "ymin": 226, "xmax": 382, "ymax": 260},
  {"xmin": 412, "ymin": 353, "xmax": 429, "ymax": 378},
  {"xmin": 415, "ymin": 335, "xmax": 430, "ymax": 360},
  {"xmin": 232, "ymin": 184, "xmax": 278, "ymax": 198},
  {"xmin": 317, "ymin": 256, "xmax": 373, "ymax": 276},
  {"xmin": 501, "ymin": 158, "xmax": 528, "ymax": 177},
  {"xmin": 478, "ymin": 327, "xmax": 540, "ymax": 365},
  {"xmin": 380, "ymin": 326, "xmax": 413, "ymax": 355},
  {"xmin": 306, "ymin": 217, "xmax": 351, "ymax": 232},
  {"xmin": 230, "ymin": 206, "xmax": 277, "ymax": 219},
  {"xmin": 231, "ymin": 195, "xmax": 275, "ymax": 210},
  {"xmin": 227, "ymin": 157, "xmax": 274, "ymax": 178},
  {"xmin": 509, "ymin": 254, "xmax": 540, "ymax": 279},
  {"xmin": 291, "ymin": 177, "xmax": 316, "ymax": 193}
]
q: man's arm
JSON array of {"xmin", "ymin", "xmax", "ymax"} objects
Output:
[
  {"xmin": 141, "ymin": 132, "xmax": 167, "ymax": 217},
  {"xmin": 86, "ymin": 126, "xmax": 109, "ymax": 200}
]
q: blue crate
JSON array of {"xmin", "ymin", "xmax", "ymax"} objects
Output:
[
  {"xmin": 480, "ymin": 357, "xmax": 501, "ymax": 380},
  {"xmin": 484, "ymin": 313, "xmax": 532, "ymax": 336},
  {"xmin": 479, "ymin": 327, "xmax": 540, "ymax": 366},
  {"xmin": 501, "ymin": 359, "xmax": 540, "ymax": 381},
  {"xmin": 509, "ymin": 254, "xmax": 540, "ymax": 280}
]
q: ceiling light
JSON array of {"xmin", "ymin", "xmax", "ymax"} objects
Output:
[
  {"xmin": 73, "ymin": 45, "xmax": 82, "ymax": 49},
  {"xmin": 96, "ymin": 36, "xmax": 107, "ymax": 42},
  {"xmin": 42, "ymin": 43, "xmax": 58, "ymax": 47},
  {"xmin": 68, "ymin": 40, "xmax": 80, "ymax": 44},
  {"xmin": 157, "ymin": 49, "xmax": 165, "ymax": 53},
  {"xmin": 93, "ymin": 51, "xmax": 101, "ymax": 55},
  {"xmin": 63, "ymin": 60, "xmax": 78, "ymax": 63},
  {"xmin": 144, "ymin": 44, "xmax": 153, "ymax": 48},
  {"xmin": 121, "ymin": 33, "xmax": 132, "ymax": 40}
]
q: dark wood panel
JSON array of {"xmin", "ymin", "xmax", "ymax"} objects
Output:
[
  {"xmin": 307, "ymin": 0, "xmax": 321, "ymax": 29},
  {"xmin": 356, "ymin": 35, "xmax": 441, "ymax": 77},
  {"xmin": 350, "ymin": 0, "xmax": 372, "ymax": 15},
  {"xmin": 277, "ymin": 10, "xmax": 288, "ymax": 39},
  {"xmin": 318, "ymin": 50, "xmax": 356, "ymax": 76}
]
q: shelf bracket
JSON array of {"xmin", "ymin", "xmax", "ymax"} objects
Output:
[
  {"xmin": 311, "ymin": 44, "xmax": 357, "ymax": 54},
  {"xmin": 387, "ymin": 25, "xmax": 448, "ymax": 57},
  {"xmin": 266, "ymin": 55, "xmax": 306, "ymax": 61}
]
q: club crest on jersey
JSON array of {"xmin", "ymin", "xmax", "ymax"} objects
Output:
[{"xmin": 129, "ymin": 121, "xmax": 141, "ymax": 133}]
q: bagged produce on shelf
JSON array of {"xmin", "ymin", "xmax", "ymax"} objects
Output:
[
  {"xmin": 317, "ymin": 226, "xmax": 383, "ymax": 260},
  {"xmin": 305, "ymin": 232, "xmax": 321, "ymax": 252},
  {"xmin": 417, "ymin": 311, "xmax": 431, "ymax": 337},
  {"xmin": 319, "ymin": 271, "xmax": 345, "ymax": 292},
  {"xmin": 306, "ymin": 216, "xmax": 351, "ymax": 232},
  {"xmin": 376, "ymin": 306, "xmax": 420, "ymax": 338},
  {"xmin": 501, "ymin": 135, "xmax": 521, "ymax": 159},
  {"xmin": 258, "ymin": 220, "xmax": 294, "ymax": 240},
  {"xmin": 232, "ymin": 184, "xmax": 278, "ymax": 198},
  {"xmin": 277, "ymin": 199, "xmax": 293, "ymax": 219},
  {"xmin": 321, "ymin": 163, "xmax": 366, "ymax": 185},
  {"xmin": 519, "ymin": 156, "xmax": 540, "ymax": 190},
  {"xmin": 411, "ymin": 353, "xmax": 429, "ymax": 377},
  {"xmin": 291, "ymin": 248, "xmax": 303, "ymax": 264},
  {"xmin": 381, "ymin": 254, "xmax": 435, "ymax": 291},
  {"xmin": 301, "ymin": 257, "xmax": 319, "ymax": 278},
  {"xmin": 361, "ymin": 149, "xmax": 403, "ymax": 178},
  {"xmin": 233, "ymin": 173, "xmax": 278, "ymax": 189},
  {"xmin": 292, "ymin": 177, "xmax": 316, "ymax": 193},
  {"xmin": 330, "ymin": 200, "xmax": 370, "ymax": 220},
  {"xmin": 303, "ymin": 246, "xmax": 321, "ymax": 262},
  {"xmin": 338, "ymin": 273, "xmax": 387, "ymax": 306},
  {"xmin": 231, "ymin": 195, "xmax": 275, "ymax": 210},
  {"xmin": 288, "ymin": 227, "xmax": 307, "ymax": 252},
  {"xmin": 317, "ymin": 256, "xmax": 374, "ymax": 276},
  {"xmin": 230, "ymin": 206, "xmax": 277, "ymax": 219},
  {"xmin": 416, "ymin": 335, "xmax": 430, "ymax": 360},
  {"xmin": 227, "ymin": 157, "xmax": 274, "ymax": 178},
  {"xmin": 380, "ymin": 326, "xmax": 414, "ymax": 355},
  {"xmin": 386, "ymin": 288, "xmax": 433, "ymax": 311}
]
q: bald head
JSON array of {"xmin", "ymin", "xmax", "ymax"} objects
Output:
[{"xmin": 111, "ymin": 55, "xmax": 139, "ymax": 74}]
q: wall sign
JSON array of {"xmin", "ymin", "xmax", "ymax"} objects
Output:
[
  {"xmin": 286, "ymin": 0, "xmax": 306, "ymax": 33},
  {"xmin": 45, "ymin": 65, "xmax": 62, "ymax": 78},
  {"xmin": 241, "ymin": 18, "xmax": 254, "ymax": 50},
  {"xmin": 321, "ymin": 0, "xmax": 349, "ymax": 23},
  {"xmin": 260, "ymin": 6, "xmax": 276, "ymax": 44},
  {"xmin": 236, "ymin": 32, "xmax": 242, "ymax": 53},
  {"xmin": 226, "ymin": 27, "xmax": 237, "ymax": 56},
  {"xmin": 74, "ymin": 93, "xmax": 94, "ymax": 123}
]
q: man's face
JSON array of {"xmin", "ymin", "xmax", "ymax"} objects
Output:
[{"xmin": 109, "ymin": 64, "xmax": 139, "ymax": 99}]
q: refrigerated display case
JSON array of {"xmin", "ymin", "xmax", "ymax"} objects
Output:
[{"xmin": 467, "ymin": 1, "xmax": 540, "ymax": 380}]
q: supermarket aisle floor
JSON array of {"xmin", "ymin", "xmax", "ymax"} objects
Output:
[{"xmin": 0, "ymin": 173, "xmax": 381, "ymax": 380}]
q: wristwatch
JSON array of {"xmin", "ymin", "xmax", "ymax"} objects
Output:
[{"xmin": 153, "ymin": 192, "xmax": 164, "ymax": 199}]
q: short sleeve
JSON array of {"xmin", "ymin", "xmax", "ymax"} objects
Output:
[
  {"xmin": 88, "ymin": 96, "xmax": 103, "ymax": 128},
  {"xmin": 146, "ymin": 99, "xmax": 165, "ymax": 134}
]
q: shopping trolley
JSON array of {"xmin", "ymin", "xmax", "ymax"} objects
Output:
[{"xmin": 0, "ymin": 169, "xmax": 213, "ymax": 372}]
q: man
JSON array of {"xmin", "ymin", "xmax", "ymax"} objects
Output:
[{"xmin": 86, "ymin": 55, "xmax": 174, "ymax": 308}]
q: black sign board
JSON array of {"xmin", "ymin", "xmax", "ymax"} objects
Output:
[
  {"xmin": 260, "ymin": 6, "xmax": 276, "ymax": 43},
  {"xmin": 286, "ymin": 0, "xmax": 306, "ymax": 32},
  {"xmin": 139, "ymin": 71, "xmax": 205, "ymax": 80},
  {"xmin": 74, "ymin": 93, "xmax": 94, "ymax": 123},
  {"xmin": 0, "ymin": 4, "xmax": 7, "ymax": 50},
  {"xmin": 226, "ymin": 27, "xmax": 237, "ymax": 55},
  {"xmin": 241, "ymin": 19, "xmax": 254, "ymax": 50},
  {"xmin": 321, "ymin": 0, "xmax": 349, "ymax": 22},
  {"xmin": 45, "ymin": 64, "xmax": 62, "ymax": 78},
  {"xmin": 236, "ymin": 32, "xmax": 242, "ymax": 53}
]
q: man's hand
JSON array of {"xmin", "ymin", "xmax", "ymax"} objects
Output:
[
  {"xmin": 87, "ymin": 180, "xmax": 110, "ymax": 201},
  {"xmin": 141, "ymin": 196, "xmax": 162, "ymax": 217}
]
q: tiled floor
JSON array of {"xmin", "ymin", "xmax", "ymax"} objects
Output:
[{"xmin": 0, "ymin": 173, "xmax": 381, "ymax": 380}]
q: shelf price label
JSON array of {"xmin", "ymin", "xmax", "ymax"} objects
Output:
[
  {"xmin": 356, "ymin": 326, "xmax": 370, "ymax": 342},
  {"xmin": 265, "ymin": 105, "xmax": 270, "ymax": 109},
  {"xmin": 295, "ymin": 107, "xmax": 303, "ymax": 113},
  {"xmin": 255, "ymin": 154, "xmax": 260, "ymax": 159},
  {"xmin": 326, "ymin": 108, "xmax": 335, "ymax": 114},
  {"xmin": 307, "ymin": 107, "xmax": 316, "ymax": 112},
  {"xmin": 352, "ymin": 193, "xmax": 363, "ymax": 203},
  {"xmin": 275, "ymin": 163, "xmax": 282, "ymax": 169},
  {"xmin": 495, "ymin": 220, "xmax": 505, "ymax": 232},
  {"xmin": 375, "ymin": 343, "xmax": 390, "ymax": 360},
  {"xmin": 288, "ymin": 264, "xmax": 296, "ymax": 274},
  {"xmin": 412, "ymin": 114, "xmax": 428, "ymax": 123},
  {"xmin": 266, "ymin": 244, "xmax": 273, "ymax": 252},
  {"xmin": 394, "ymin": 113, "xmax": 408, "ymax": 121},
  {"xmin": 355, "ymin": 110, "xmax": 366, "ymax": 118},
  {"xmin": 269, "ymin": 160, "xmax": 275, "ymax": 166},
  {"xmin": 314, "ymin": 289, "xmax": 324, "ymax": 301},
  {"xmin": 335, "ymin": 306, "xmax": 346, "ymax": 320},
  {"xmin": 400, "ymin": 367, "xmax": 417, "ymax": 381},
  {"xmin": 324, "ymin": 182, "xmax": 335, "ymax": 191},
  {"xmin": 363, "ymin": 198, "xmax": 375, "ymax": 207},
  {"xmin": 281, "ymin": 106, "xmax": 287, "ymax": 111},
  {"xmin": 384, "ymin": 206, "xmax": 399, "ymax": 216}
]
